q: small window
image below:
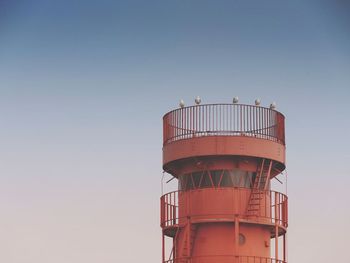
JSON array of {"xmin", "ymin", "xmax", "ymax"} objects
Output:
[
  {"xmin": 220, "ymin": 170, "xmax": 234, "ymax": 187},
  {"xmin": 200, "ymin": 171, "xmax": 212, "ymax": 188},
  {"xmin": 211, "ymin": 170, "xmax": 223, "ymax": 187},
  {"xmin": 230, "ymin": 170, "xmax": 241, "ymax": 186},
  {"xmin": 239, "ymin": 233, "xmax": 246, "ymax": 245},
  {"xmin": 186, "ymin": 174, "xmax": 194, "ymax": 190},
  {"xmin": 178, "ymin": 175, "xmax": 186, "ymax": 190},
  {"xmin": 192, "ymin": 172, "xmax": 202, "ymax": 189}
]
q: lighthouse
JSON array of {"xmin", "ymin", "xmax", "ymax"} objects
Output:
[{"xmin": 161, "ymin": 100, "xmax": 288, "ymax": 263}]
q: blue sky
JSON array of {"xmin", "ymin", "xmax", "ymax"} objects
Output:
[{"xmin": 0, "ymin": 1, "xmax": 349, "ymax": 262}]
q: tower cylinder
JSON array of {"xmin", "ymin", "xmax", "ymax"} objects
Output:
[{"xmin": 161, "ymin": 103, "xmax": 288, "ymax": 263}]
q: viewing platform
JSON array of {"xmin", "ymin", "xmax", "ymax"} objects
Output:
[
  {"xmin": 160, "ymin": 188, "xmax": 288, "ymax": 238},
  {"xmin": 162, "ymin": 104, "xmax": 286, "ymax": 174},
  {"xmin": 163, "ymin": 103, "xmax": 285, "ymax": 145}
]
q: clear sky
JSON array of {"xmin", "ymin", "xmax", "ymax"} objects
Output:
[{"xmin": 0, "ymin": 1, "xmax": 349, "ymax": 262}]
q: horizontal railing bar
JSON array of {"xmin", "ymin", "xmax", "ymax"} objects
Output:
[
  {"xmin": 163, "ymin": 255, "xmax": 287, "ymax": 263},
  {"xmin": 163, "ymin": 103, "xmax": 283, "ymax": 117}
]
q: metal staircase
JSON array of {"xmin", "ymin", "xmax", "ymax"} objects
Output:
[{"xmin": 246, "ymin": 159, "xmax": 273, "ymax": 217}]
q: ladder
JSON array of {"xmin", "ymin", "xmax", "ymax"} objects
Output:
[
  {"xmin": 246, "ymin": 159, "xmax": 273, "ymax": 217},
  {"xmin": 181, "ymin": 223, "xmax": 198, "ymax": 259}
]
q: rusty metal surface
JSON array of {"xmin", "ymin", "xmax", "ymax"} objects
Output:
[{"xmin": 162, "ymin": 136, "xmax": 286, "ymax": 170}]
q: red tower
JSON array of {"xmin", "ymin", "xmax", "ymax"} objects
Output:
[{"xmin": 160, "ymin": 102, "xmax": 288, "ymax": 263}]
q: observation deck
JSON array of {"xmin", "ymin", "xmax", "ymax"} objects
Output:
[
  {"xmin": 161, "ymin": 188, "xmax": 288, "ymax": 238},
  {"xmin": 163, "ymin": 104, "xmax": 286, "ymax": 175}
]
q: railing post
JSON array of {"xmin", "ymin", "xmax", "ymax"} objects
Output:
[
  {"xmin": 283, "ymin": 233, "xmax": 286, "ymax": 263},
  {"xmin": 275, "ymin": 192, "xmax": 279, "ymax": 262},
  {"xmin": 161, "ymin": 197, "xmax": 163, "ymax": 228},
  {"xmin": 234, "ymin": 216, "xmax": 240, "ymax": 263},
  {"xmin": 162, "ymin": 230, "xmax": 165, "ymax": 263}
]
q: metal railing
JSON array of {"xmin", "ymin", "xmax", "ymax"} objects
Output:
[
  {"xmin": 160, "ymin": 188, "xmax": 288, "ymax": 229},
  {"xmin": 164, "ymin": 255, "xmax": 286, "ymax": 263},
  {"xmin": 163, "ymin": 104, "xmax": 285, "ymax": 145},
  {"xmin": 270, "ymin": 191, "xmax": 288, "ymax": 227},
  {"xmin": 247, "ymin": 190, "xmax": 288, "ymax": 227},
  {"xmin": 160, "ymin": 191, "xmax": 179, "ymax": 228}
]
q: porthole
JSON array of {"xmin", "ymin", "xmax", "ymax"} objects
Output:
[{"xmin": 239, "ymin": 233, "xmax": 246, "ymax": 245}]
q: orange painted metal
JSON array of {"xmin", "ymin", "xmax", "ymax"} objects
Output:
[
  {"xmin": 160, "ymin": 103, "xmax": 288, "ymax": 263},
  {"xmin": 163, "ymin": 137, "xmax": 285, "ymax": 177}
]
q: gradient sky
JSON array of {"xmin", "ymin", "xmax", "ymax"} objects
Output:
[{"xmin": 0, "ymin": 1, "xmax": 349, "ymax": 262}]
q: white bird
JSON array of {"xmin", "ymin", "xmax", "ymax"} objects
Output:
[
  {"xmin": 179, "ymin": 99, "xmax": 185, "ymax": 108},
  {"xmin": 233, "ymin": 96, "xmax": 239, "ymax": 104},
  {"xmin": 270, "ymin": 102, "xmax": 276, "ymax": 110},
  {"xmin": 195, "ymin": 96, "xmax": 201, "ymax": 105},
  {"xmin": 255, "ymin": 98, "xmax": 261, "ymax": 106}
]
